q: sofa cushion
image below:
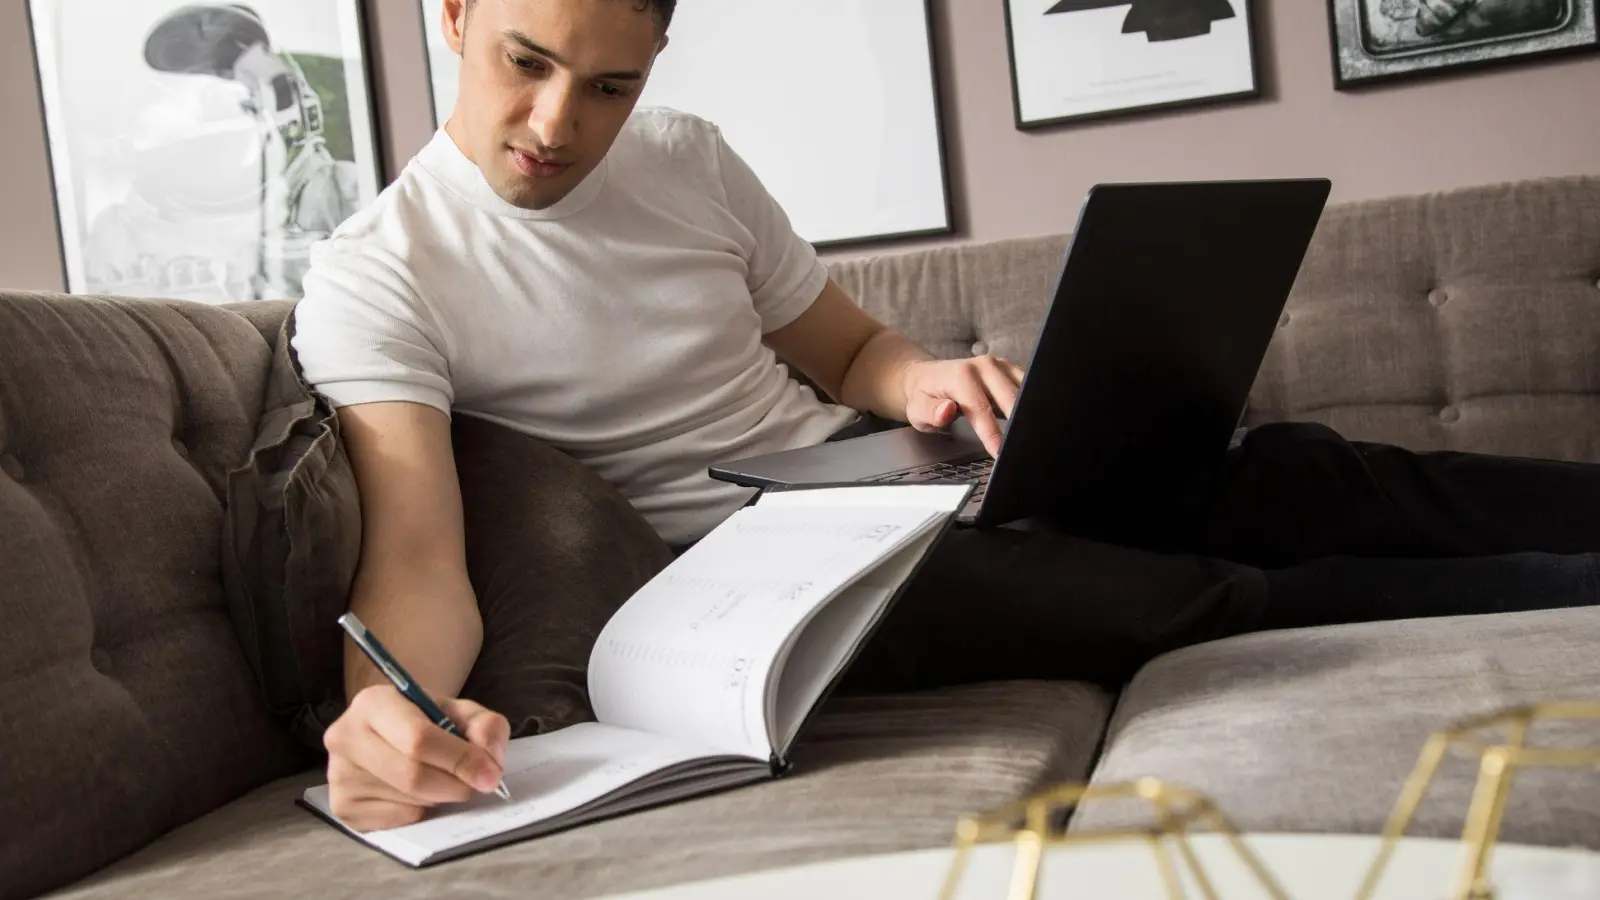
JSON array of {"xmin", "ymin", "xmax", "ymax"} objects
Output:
[
  {"xmin": 0, "ymin": 291, "xmax": 310, "ymax": 900},
  {"xmin": 220, "ymin": 306, "xmax": 362, "ymax": 750},
  {"xmin": 826, "ymin": 230, "xmax": 1071, "ymax": 369},
  {"xmin": 218, "ymin": 294, "xmax": 680, "ymax": 745},
  {"xmin": 1071, "ymin": 606, "xmax": 1600, "ymax": 848},
  {"xmin": 1247, "ymin": 176, "xmax": 1600, "ymax": 462},
  {"xmin": 451, "ymin": 410, "xmax": 678, "ymax": 738},
  {"xmin": 220, "ymin": 299, "xmax": 296, "ymax": 348},
  {"xmin": 46, "ymin": 681, "xmax": 1112, "ymax": 900}
]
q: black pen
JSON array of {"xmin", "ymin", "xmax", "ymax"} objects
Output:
[{"xmin": 337, "ymin": 612, "xmax": 511, "ymax": 801}]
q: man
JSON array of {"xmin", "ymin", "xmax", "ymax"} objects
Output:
[{"xmin": 291, "ymin": 0, "xmax": 1600, "ymax": 831}]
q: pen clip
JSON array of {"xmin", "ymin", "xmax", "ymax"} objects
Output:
[{"xmin": 337, "ymin": 613, "xmax": 411, "ymax": 691}]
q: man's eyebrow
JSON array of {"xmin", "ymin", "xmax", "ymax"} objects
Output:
[{"xmin": 504, "ymin": 30, "xmax": 645, "ymax": 80}]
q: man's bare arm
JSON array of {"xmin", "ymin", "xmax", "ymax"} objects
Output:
[
  {"xmin": 336, "ymin": 401, "xmax": 482, "ymax": 700},
  {"xmin": 761, "ymin": 278, "xmax": 931, "ymax": 419},
  {"xmin": 765, "ymin": 279, "xmax": 1025, "ymax": 457}
]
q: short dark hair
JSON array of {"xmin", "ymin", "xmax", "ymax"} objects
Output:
[
  {"xmin": 635, "ymin": 0, "xmax": 676, "ymax": 32},
  {"xmin": 465, "ymin": 0, "xmax": 675, "ymax": 32}
]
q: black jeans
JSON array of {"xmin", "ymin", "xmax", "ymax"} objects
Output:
[{"xmin": 838, "ymin": 420, "xmax": 1600, "ymax": 693}]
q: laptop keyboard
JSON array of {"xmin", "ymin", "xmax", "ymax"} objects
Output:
[{"xmin": 859, "ymin": 457, "xmax": 995, "ymax": 508}]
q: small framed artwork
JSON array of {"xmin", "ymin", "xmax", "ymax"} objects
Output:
[
  {"xmin": 637, "ymin": 0, "xmax": 954, "ymax": 247},
  {"xmin": 419, "ymin": 0, "xmax": 458, "ymax": 127},
  {"xmin": 1327, "ymin": 0, "xmax": 1599, "ymax": 89},
  {"xmin": 1003, "ymin": 0, "xmax": 1262, "ymax": 130},
  {"xmin": 27, "ymin": 0, "xmax": 385, "ymax": 303}
]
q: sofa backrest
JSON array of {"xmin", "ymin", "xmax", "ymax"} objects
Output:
[
  {"xmin": 0, "ymin": 292, "xmax": 308, "ymax": 900},
  {"xmin": 826, "ymin": 175, "xmax": 1600, "ymax": 464}
]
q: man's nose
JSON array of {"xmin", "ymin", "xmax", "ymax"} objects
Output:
[{"xmin": 529, "ymin": 81, "xmax": 579, "ymax": 150}]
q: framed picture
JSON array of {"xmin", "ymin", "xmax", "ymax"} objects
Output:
[
  {"xmin": 1327, "ymin": 0, "xmax": 1599, "ymax": 89},
  {"xmin": 27, "ymin": 0, "xmax": 384, "ymax": 303},
  {"xmin": 419, "ymin": 0, "xmax": 457, "ymax": 127},
  {"xmin": 417, "ymin": 0, "xmax": 954, "ymax": 249},
  {"xmin": 1003, "ymin": 0, "xmax": 1262, "ymax": 130}
]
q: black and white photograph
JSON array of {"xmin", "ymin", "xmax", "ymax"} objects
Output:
[
  {"xmin": 1327, "ymin": 0, "xmax": 1600, "ymax": 88},
  {"xmin": 1003, "ymin": 0, "xmax": 1262, "ymax": 130},
  {"xmin": 28, "ymin": 0, "xmax": 383, "ymax": 303}
]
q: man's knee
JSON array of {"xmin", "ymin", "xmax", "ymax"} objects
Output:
[
  {"xmin": 1226, "ymin": 420, "xmax": 1376, "ymax": 487},
  {"xmin": 1236, "ymin": 420, "xmax": 1349, "ymax": 453}
]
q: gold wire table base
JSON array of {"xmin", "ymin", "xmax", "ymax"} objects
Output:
[{"xmin": 937, "ymin": 702, "xmax": 1600, "ymax": 900}]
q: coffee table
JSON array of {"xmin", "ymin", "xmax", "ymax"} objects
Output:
[{"xmin": 601, "ymin": 832, "xmax": 1599, "ymax": 899}]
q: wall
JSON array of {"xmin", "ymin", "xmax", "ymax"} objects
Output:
[
  {"xmin": 4, "ymin": 1, "xmax": 1599, "ymax": 291},
  {"xmin": 915, "ymin": 0, "xmax": 1600, "ymax": 258}
]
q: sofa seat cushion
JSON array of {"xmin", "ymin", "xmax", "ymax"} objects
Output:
[
  {"xmin": 0, "ymin": 292, "xmax": 310, "ymax": 900},
  {"xmin": 1071, "ymin": 607, "xmax": 1600, "ymax": 848},
  {"xmin": 47, "ymin": 681, "xmax": 1111, "ymax": 900}
]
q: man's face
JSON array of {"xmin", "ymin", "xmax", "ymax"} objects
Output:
[{"xmin": 441, "ymin": 0, "xmax": 665, "ymax": 210}]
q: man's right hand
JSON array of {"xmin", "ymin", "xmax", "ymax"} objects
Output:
[
  {"xmin": 322, "ymin": 684, "xmax": 511, "ymax": 832},
  {"xmin": 314, "ymin": 400, "xmax": 498, "ymax": 831}
]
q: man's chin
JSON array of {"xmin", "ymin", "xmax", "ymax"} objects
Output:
[{"xmin": 489, "ymin": 171, "xmax": 570, "ymax": 211}]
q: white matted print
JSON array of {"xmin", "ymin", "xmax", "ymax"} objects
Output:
[
  {"xmin": 420, "ymin": 0, "xmax": 459, "ymax": 125},
  {"xmin": 418, "ymin": 0, "xmax": 953, "ymax": 248},
  {"xmin": 28, "ymin": 0, "xmax": 382, "ymax": 303},
  {"xmin": 1004, "ymin": 0, "xmax": 1261, "ymax": 129}
]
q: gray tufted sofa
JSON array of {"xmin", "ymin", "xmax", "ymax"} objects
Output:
[{"xmin": 3, "ymin": 175, "xmax": 1598, "ymax": 900}]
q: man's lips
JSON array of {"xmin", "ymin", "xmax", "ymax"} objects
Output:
[{"xmin": 510, "ymin": 148, "xmax": 570, "ymax": 178}]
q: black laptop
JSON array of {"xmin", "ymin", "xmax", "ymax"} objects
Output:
[{"xmin": 710, "ymin": 178, "xmax": 1332, "ymax": 538}]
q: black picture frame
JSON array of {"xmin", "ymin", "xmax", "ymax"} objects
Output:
[
  {"xmin": 810, "ymin": 0, "xmax": 957, "ymax": 251},
  {"xmin": 1003, "ymin": 0, "xmax": 1264, "ymax": 131},
  {"xmin": 417, "ymin": 0, "xmax": 455, "ymax": 129},
  {"xmin": 25, "ymin": 0, "xmax": 386, "ymax": 302},
  {"xmin": 1327, "ymin": 0, "xmax": 1600, "ymax": 90}
]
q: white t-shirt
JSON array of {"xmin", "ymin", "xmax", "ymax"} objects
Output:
[{"xmin": 290, "ymin": 107, "xmax": 859, "ymax": 546}]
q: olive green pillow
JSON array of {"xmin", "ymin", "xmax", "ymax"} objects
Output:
[{"xmin": 451, "ymin": 411, "xmax": 677, "ymax": 737}]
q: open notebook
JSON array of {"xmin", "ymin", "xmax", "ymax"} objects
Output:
[{"xmin": 300, "ymin": 481, "xmax": 974, "ymax": 866}]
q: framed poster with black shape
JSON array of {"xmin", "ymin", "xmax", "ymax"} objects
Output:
[{"xmin": 1003, "ymin": 0, "xmax": 1263, "ymax": 130}]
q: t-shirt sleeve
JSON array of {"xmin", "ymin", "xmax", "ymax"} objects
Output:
[
  {"xmin": 289, "ymin": 242, "xmax": 455, "ymax": 416},
  {"xmin": 710, "ymin": 126, "xmax": 828, "ymax": 333}
]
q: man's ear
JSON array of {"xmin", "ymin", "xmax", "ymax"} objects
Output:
[{"xmin": 442, "ymin": 0, "xmax": 469, "ymax": 55}]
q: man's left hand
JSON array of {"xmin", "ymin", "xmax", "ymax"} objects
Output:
[{"xmin": 901, "ymin": 355, "xmax": 1026, "ymax": 458}]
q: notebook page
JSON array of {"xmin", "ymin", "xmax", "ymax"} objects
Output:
[
  {"xmin": 770, "ymin": 522, "xmax": 944, "ymax": 753},
  {"xmin": 588, "ymin": 502, "xmax": 945, "ymax": 760},
  {"xmin": 301, "ymin": 723, "xmax": 727, "ymax": 866}
]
